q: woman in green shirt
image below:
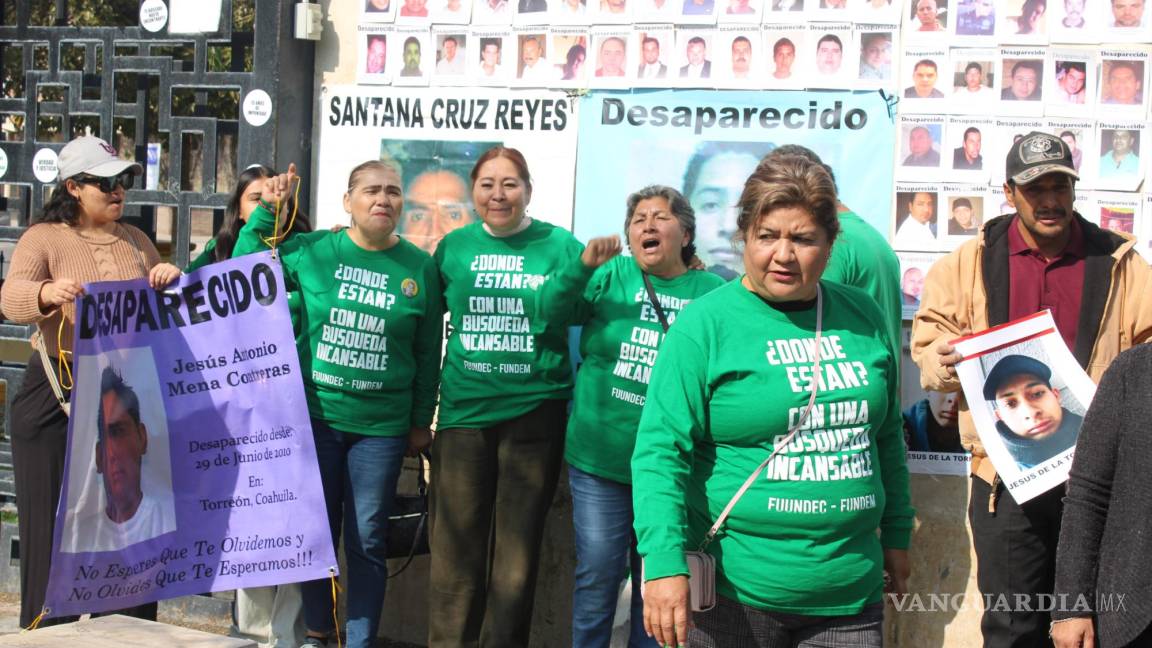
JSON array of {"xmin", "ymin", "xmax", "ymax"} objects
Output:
[
  {"xmin": 428, "ymin": 146, "xmax": 619, "ymax": 647},
  {"xmin": 548, "ymin": 185, "xmax": 724, "ymax": 647},
  {"xmin": 237, "ymin": 161, "xmax": 443, "ymax": 648},
  {"xmin": 186, "ymin": 164, "xmax": 311, "ymax": 272},
  {"xmin": 633, "ymin": 154, "xmax": 913, "ymax": 648}
]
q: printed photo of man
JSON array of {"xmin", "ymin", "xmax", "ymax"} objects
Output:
[
  {"xmin": 894, "ymin": 191, "xmax": 938, "ymax": 248},
  {"xmin": 1053, "ymin": 61, "xmax": 1087, "ymax": 104},
  {"xmin": 1111, "ymin": 0, "xmax": 1145, "ymax": 27},
  {"xmin": 637, "ymin": 36, "xmax": 667, "ymax": 79},
  {"xmin": 595, "ymin": 36, "xmax": 627, "ymax": 77},
  {"xmin": 400, "ymin": 37, "xmax": 423, "ymax": 77},
  {"xmin": 904, "ymin": 390, "xmax": 964, "ymax": 453},
  {"xmin": 1061, "ymin": 0, "xmax": 1085, "ymax": 26},
  {"xmin": 904, "ymin": 59, "xmax": 944, "ymax": 98},
  {"xmin": 858, "ymin": 33, "xmax": 891, "ymax": 80},
  {"xmin": 901, "ymin": 266, "xmax": 924, "ymax": 307},
  {"xmin": 903, "ymin": 125, "xmax": 941, "ymax": 167},
  {"xmin": 1101, "ymin": 61, "xmax": 1144, "ymax": 105},
  {"xmin": 984, "ymin": 355, "xmax": 1082, "ymax": 469},
  {"xmin": 679, "ymin": 36, "xmax": 712, "ymax": 78},
  {"xmin": 771, "ymin": 37, "xmax": 796, "ymax": 80},
  {"xmin": 62, "ymin": 364, "xmax": 177, "ymax": 553},
  {"xmin": 729, "ymin": 36, "xmax": 753, "ymax": 79},
  {"xmin": 435, "ymin": 36, "xmax": 466, "ymax": 75},
  {"xmin": 813, "ymin": 34, "xmax": 843, "ymax": 77},
  {"xmin": 1099, "ymin": 128, "xmax": 1141, "ymax": 179},
  {"xmin": 953, "ymin": 61, "xmax": 997, "ymax": 103},
  {"xmin": 953, "ymin": 127, "xmax": 983, "ymax": 170},
  {"xmin": 1001, "ymin": 60, "xmax": 1042, "ymax": 100},
  {"xmin": 948, "ymin": 197, "xmax": 982, "ymax": 235},
  {"xmin": 1060, "ymin": 130, "xmax": 1084, "ymax": 171},
  {"xmin": 365, "ymin": 35, "xmax": 387, "ymax": 75}
]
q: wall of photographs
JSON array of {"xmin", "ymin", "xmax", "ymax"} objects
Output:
[{"xmin": 344, "ymin": 0, "xmax": 1150, "ymax": 476}]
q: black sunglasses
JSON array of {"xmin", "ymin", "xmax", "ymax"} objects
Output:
[{"xmin": 75, "ymin": 171, "xmax": 135, "ymax": 193}]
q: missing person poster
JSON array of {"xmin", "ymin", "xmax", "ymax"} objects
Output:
[
  {"xmin": 316, "ymin": 85, "xmax": 579, "ymax": 250},
  {"xmin": 43, "ymin": 254, "xmax": 336, "ymax": 618},
  {"xmin": 573, "ymin": 89, "xmax": 895, "ymax": 279},
  {"xmin": 952, "ymin": 310, "xmax": 1097, "ymax": 503}
]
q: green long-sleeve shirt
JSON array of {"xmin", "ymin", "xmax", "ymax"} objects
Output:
[
  {"xmin": 434, "ymin": 219, "xmax": 584, "ymax": 429},
  {"xmin": 823, "ymin": 211, "xmax": 903, "ymax": 357},
  {"xmin": 550, "ymin": 256, "xmax": 725, "ymax": 483},
  {"xmin": 632, "ymin": 279, "xmax": 914, "ymax": 615},
  {"xmin": 237, "ymin": 204, "xmax": 443, "ymax": 435}
]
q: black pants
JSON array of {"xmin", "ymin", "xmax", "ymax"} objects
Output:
[
  {"xmin": 969, "ymin": 476, "xmax": 1065, "ymax": 648},
  {"xmin": 427, "ymin": 399, "xmax": 567, "ymax": 648},
  {"xmin": 11, "ymin": 353, "xmax": 156, "ymax": 628}
]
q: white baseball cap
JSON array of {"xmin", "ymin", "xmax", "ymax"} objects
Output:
[{"xmin": 56, "ymin": 136, "xmax": 143, "ymax": 181}]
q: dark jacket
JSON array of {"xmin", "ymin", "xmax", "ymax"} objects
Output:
[{"xmin": 1054, "ymin": 345, "xmax": 1152, "ymax": 646}]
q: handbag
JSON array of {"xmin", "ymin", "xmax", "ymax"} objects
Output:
[
  {"xmin": 386, "ymin": 450, "xmax": 430, "ymax": 578},
  {"xmin": 676, "ymin": 285, "xmax": 824, "ymax": 612}
]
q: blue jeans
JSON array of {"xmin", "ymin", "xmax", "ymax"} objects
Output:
[
  {"xmin": 301, "ymin": 419, "xmax": 408, "ymax": 648},
  {"xmin": 569, "ymin": 465, "xmax": 658, "ymax": 648}
]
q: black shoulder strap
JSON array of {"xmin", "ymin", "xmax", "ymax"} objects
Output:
[{"xmin": 642, "ymin": 272, "xmax": 670, "ymax": 333}]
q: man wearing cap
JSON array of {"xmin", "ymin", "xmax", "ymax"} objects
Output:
[
  {"xmin": 911, "ymin": 131, "xmax": 1152, "ymax": 647},
  {"xmin": 983, "ymin": 355, "xmax": 1082, "ymax": 469}
]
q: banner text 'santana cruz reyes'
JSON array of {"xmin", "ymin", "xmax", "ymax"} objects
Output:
[
  {"xmin": 327, "ymin": 94, "xmax": 571, "ymax": 131},
  {"xmin": 599, "ymin": 98, "xmax": 869, "ymax": 135},
  {"xmin": 77, "ymin": 262, "xmax": 278, "ymax": 340}
]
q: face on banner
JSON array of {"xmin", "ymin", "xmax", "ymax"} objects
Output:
[
  {"xmin": 574, "ymin": 90, "xmax": 895, "ymax": 280},
  {"xmin": 380, "ymin": 139, "xmax": 500, "ymax": 253},
  {"xmin": 61, "ymin": 352, "xmax": 176, "ymax": 554}
]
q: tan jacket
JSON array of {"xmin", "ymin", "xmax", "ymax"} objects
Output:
[{"xmin": 911, "ymin": 214, "xmax": 1152, "ymax": 488}]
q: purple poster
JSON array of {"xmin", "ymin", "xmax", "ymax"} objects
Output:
[{"xmin": 43, "ymin": 253, "xmax": 336, "ymax": 618}]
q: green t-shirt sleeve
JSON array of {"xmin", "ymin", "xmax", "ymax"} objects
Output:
[
  {"xmin": 232, "ymin": 202, "xmax": 278, "ymax": 258},
  {"xmin": 536, "ymin": 254, "xmax": 598, "ymax": 326},
  {"xmin": 184, "ymin": 238, "xmax": 217, "ymax": 273},
  {"xmin": 822, "ymin": 243, "xmax": 857, "ymax": 286},
  {"xmin": 632, "ymin": 327, "xmax": 710, "ymax": 581},
  {"xmin": 411, "ymin": 257, "xmax": 445, "ymax": 429},
  {"xmin": 877, "ymin": 346, "xmax": 914, "ymax": 549}
]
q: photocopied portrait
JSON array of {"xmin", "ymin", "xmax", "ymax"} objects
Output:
[
  {"xmin": 979, "ymin": 352, "xmax": 1084, "ymax": 470},
  {"xmin": 681, "ymin": 141, "xmax": 777, "ymax": 279},
  {"xmin": 1098, "ymin": 128, "xmax": 1141, "ymax": 181},
  {"xmin": 951, "ymin": 60, "xmax": 998, "ymax": 107},
  {"xmin": 60, "ymin": 349, "xmax": 177, "ymax": 554},
  {"xmin": 381, "ymin": 139, "xmax": 493, "ymax": 253},
  {"xmin": 1001, "ymin": 58, "xmax": 1043, "ymax": 101},
  {"xmin": 1100, "ymin": 60, "xmax": 1145, "ymax": 106},
  {"xmin": 953, "ymin": 311, "xmax": 1098, "ymax": 502},
  {"xmin": 893, "ymin": 189, "xmax": 939, "ymax": 249}
]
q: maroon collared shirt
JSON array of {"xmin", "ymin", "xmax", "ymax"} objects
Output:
[{"xmin": 1007, "ymin": 216, "xmax": 1085, "ymax": 353}]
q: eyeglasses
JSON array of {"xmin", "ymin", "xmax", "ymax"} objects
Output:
[{"xmin": 74, "ymin": 171, "xmax": 135, "ymax": 194}]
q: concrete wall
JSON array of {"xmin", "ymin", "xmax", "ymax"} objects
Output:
[{"xmin": 312, "ymin": 5, "xmax": 985, "ymax": 645}]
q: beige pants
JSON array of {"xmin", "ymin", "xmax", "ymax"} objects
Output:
[{"xmin": 232, "ymin": 585, "xmax": 305, "ymax": 648}]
